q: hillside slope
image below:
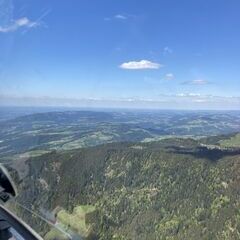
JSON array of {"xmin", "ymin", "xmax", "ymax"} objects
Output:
[{"xmin": 16, "ymin": 137, "xmax": 240, "ymax": 239}]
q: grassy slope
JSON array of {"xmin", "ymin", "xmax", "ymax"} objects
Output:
[
  {"xmin": 219, "ymin": 133, "xmax": 240, "ymax": 147},
  {"xmin": 57, "ymin": 205, "xmax": 95, "ymax": 235}
]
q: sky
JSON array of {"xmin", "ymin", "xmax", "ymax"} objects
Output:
[{"xmin": 0, "ymin": 0, "xmax": 239, "ymax": 109}]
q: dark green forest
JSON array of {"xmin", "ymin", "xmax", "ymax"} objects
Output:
[{"xmin": 15, "ymin": 135, "xmax": 240, "ymax": 239}]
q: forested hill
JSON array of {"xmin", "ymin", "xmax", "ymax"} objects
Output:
[{"xmin": 17, "ymin": 136, "xmax": 240, "ymax": 239}]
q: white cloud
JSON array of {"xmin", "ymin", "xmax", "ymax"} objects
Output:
[
  {"xmin": 193, "ymin": 99, "xmax": 207, "ymax": 103},
  {"xmin": 176, "ymin": 93, "xmax": 201, "ymax": 97},
  {"xmin": 105, "ymin": 13, "xmax": 137, "ymax": 21},
  {"xmin": 163, "ymin": 47, "xmax": 173, "ymax": 55},
  {"xmin": 0, "ymin": 9, "xmax": 51, "ymax": 33},
  {"xmin": 182, "ymin": 79, "xmax": 209, "ymax": 85},
  {"xmin": 114, "ymin": 14, "xmax": 128, "ymax": 20},
  {"xmin": 192, "ymin": 79, "xmax": 208, "ymax": 85},
  {"xmin": 0, "ymin": 17, "xmax": 38, "ymax": 33},
  {"xmin": 174, "ymin": 93, "xmax": 236, "ymax": 104},
  {"xmin": 120, "ymin": 60, "xmax": 163, "ymax": 70},
  {"xmin": 164, "ymin": 73, "xmax": 174, "ymax": 80}
]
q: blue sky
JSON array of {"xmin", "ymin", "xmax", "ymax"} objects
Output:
[{"xmin": 0, "ymin": 0, "xmax": 239, "ymax": 109}]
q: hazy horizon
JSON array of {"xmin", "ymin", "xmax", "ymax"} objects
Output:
[{"xmin": 0, "ymin": 94, "xmax": 239, "ymax": 110}]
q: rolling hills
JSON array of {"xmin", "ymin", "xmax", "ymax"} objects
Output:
[{"xmin": 0, "ymin": 110, "xmax": 239, "ymax": 159}]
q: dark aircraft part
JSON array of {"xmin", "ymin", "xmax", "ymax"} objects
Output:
[
  {"xmin": 0, "ymin": 164, "xmax": 17, "ymax": 203},
  {"xmin": 0, "ymin": 164, "xmax": 43, "ymax": 239},
  {"xmin": 0, "ymin": 218, "xmax": 12, "ymax": 239},
  {"xmin": 0, "ymin": 205, "xmax": 43, "ymax": 239}
]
